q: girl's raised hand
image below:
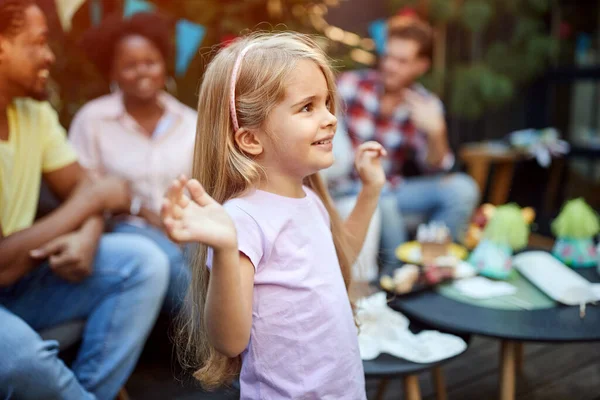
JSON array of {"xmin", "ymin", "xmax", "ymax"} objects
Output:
[
  {"xmin": 354, "ymin": 141, "xmax": 387, "ymax": 190},
  {"xmin": 161, "ymin": 176, "xmax": 237, "ymax": 251}
]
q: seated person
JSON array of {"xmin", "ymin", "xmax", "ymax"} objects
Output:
[
  {"xmin": 329, "ymin": 15, "xmax": 479, "ymax": 273},
  {"xmin": 69, "ymin": 12, "xmax": 197, "ymax": 313},
  {"xmin": 0, "ymin": 2, "xmax": 169, "ymax": 399}
]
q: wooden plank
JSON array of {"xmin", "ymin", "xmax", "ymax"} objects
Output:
[
  {"xmin": 440, "ymin": 341, "xmax": 600, "ymax": 400},
  {"xmin": 521, "ymin": 362, "xmax": 600, "ymax": 400}
]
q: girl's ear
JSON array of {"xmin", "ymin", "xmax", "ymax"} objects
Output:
[{"xmin": 234, "ymin": 128, "xmax": 264, "ymax": 156}]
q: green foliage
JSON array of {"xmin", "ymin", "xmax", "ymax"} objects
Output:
[
  {"xmin": 461, "ymin": 0, "xmax": 494, "ymax": 33},
  {"xmin": 388, "ymin": 0, "xmax": 558, "ymax": 119}
]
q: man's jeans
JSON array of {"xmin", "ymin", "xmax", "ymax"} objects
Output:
[
  {"xmin": 0, "ymin": 233, "xmax": 169, "ymax": 400},
  {"xmin": 112, "ymin": 222, "xmax": 191, "ymax": 314}
]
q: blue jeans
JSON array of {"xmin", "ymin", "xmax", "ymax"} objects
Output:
[
  {"xmin": 112, "ymin": 222, "xmax": 191, "ymax": 314},
  {"xmin": 0, "ymin": 233, "xmax": 169, "ymax": 400},
  {"xmin": 336, "ymin": 173, "xmax": 479, "ymax": 271}
]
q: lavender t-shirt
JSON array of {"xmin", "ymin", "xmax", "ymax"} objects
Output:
[{"xmin": 220, "ymin": 187, "xmax": 365, "ymax": 399}]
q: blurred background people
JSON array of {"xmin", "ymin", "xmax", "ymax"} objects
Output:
[{"xmin": 69, "ymin": 12, "xmax": 197, "ymax": 313}]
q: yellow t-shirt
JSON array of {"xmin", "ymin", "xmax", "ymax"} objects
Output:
[{"xmin": 0, "ymin": 99, "xmax": 77, "ymax": 236}]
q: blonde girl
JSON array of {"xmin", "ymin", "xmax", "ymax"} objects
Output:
[{"xmin": 162, "ymin": 32, "xmax": 386, "ymax": 399}]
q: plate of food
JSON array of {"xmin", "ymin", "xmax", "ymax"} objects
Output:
[
  {"xmin": 380, "ymin": 257, "xmax": 477, "ymax": 296},
  {"xmin": 395, "ymin": 222, "xmax": 468, "ymax": 265}
]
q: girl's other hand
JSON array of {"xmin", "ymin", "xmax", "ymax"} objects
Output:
[{"xmin": 355, "ymin": 141, "xmax": 387, "ymax": 191}]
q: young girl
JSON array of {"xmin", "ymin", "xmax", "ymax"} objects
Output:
[{"xmin": 161, "ymin": 32, "xmax": 386, "ymax": 399}]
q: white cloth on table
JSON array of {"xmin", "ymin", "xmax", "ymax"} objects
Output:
[
  {"xmin": 356, "ymin": 292, "xmax": 467, "ymax": 363},
  {"xmin": 453, "ymin": 276, "xmax": 517, "ymax": 299}
]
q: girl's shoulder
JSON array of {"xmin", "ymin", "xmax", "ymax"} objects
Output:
[{"xmin": 303, "ymin": 186, "xmax": 330, "ymax": 228}]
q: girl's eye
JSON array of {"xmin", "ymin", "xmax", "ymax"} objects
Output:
[
  {"xmin": 325, "ymin": 97, "xmax": 332, "ymax": 110},
  {"xmin": 301, "ymin": 103, "xmax": 313, "ymax": 112}
]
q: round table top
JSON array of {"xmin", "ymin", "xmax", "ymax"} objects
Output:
[{"xmin": 388, "ymin": 269, "xmax": 600, "ymax": 343}]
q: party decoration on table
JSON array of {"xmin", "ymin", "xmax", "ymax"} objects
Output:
[
  {"xmin": 417, "ymin": 221, "xmax": 451, "ymax": 264},
  {"xmin": 551, "ymin": 198, "xmax": 599, "ymax": 268},
  {"xmin": 465, "ymin": 203, "xmax": 535, "ymax": 249},
  {"xmin": 508, "ymin": 127, "xmax": 570, "ymax": 168},
  {"xmin": 468, "ymin": 204, "xmax": 530, "ymax": 280}
]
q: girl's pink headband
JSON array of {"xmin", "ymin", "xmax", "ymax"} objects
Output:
[{"xmin": 229, "ymin": 43, "xmax": 257, "ymax": 132}]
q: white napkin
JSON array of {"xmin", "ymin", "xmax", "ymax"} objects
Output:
[
  {"xmin": 591, "ymin": 284, "xmax": 600, "ymax": 301},
  {"xmin": 356, "ymin": 292, "xmax": 467, "ymax": 363},
  {"xmin": 453, "ymin": 276, "xmax": 517, "ymax": 299}
]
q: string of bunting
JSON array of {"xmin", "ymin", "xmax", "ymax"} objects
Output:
[{"xmin": 54, "ymin": 0, "xmax": 206, "ymax": 76}]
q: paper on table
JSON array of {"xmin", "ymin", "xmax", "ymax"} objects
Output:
[
  {"xmin": 453, "ymin": 276, "xmax": 517, "ymax": 299},
  {"xmin": 356, "ymin": 292, "xmax": 467, "ymax": 363}
]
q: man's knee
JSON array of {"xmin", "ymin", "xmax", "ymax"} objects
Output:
[
  {"xmin": 95, "ymin": 234, "xmax": 170, "ymax": 298},
  {"xmin": 0, "ymin": 313, "xmax": 64, "ymax": 395},
  {"xmin": 443, "ymin": 173, "xmax": 480, "ymax": 207}
]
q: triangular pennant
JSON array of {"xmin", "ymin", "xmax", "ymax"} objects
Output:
[
  {"xmin": 175, "ymin": 19, "xmax": 206, "ymax": 76},
  {"xmin": 123, "ymin": 0, "xmax": 155, "ymax": 18},
  {"xmin": 368, "ymin": 19, "xmax": 387, "ymax": 55}
]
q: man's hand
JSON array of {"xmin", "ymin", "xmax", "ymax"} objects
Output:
[
  {"xmin": 355, "ymin": 141, "xmax": 387, "ymax": 191},
  {"xmin": 404, "ymin": 89, "xmax": 445, "ymax": 136},
  {"xmin": 30, "ymin": 230, "xmax": 98, "ymax": 283},
  {"xmin": 93, "ymin": 176, "xmax": 132, "ymax": 213}
]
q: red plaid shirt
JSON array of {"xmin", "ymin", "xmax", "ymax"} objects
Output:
[{"xmin": 336, "ymin": 69, "xmax": 451, "ymax": 187}]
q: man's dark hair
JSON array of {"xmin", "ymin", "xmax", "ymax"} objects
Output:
[
  {"xmin": 387, "ymin": 16, "xmax": 434, "ymax": 61},
  {"xmin": 79, "ymin": 12, "xmax": 173, "ymax": 79},
  {"xmin": 0, "ymin": 0, "xmax": 35, "ymax": 36}
]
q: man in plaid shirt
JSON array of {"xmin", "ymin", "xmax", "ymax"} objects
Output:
[{"xmin": 327, "ymin": 16, "xmax": 479, "ymax": 271}]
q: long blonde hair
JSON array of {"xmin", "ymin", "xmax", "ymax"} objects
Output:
[{"xmin": 176, "ymin": 31, "xmax": 354, "ymax": 390}]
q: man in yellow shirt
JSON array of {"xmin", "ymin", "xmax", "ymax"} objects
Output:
[{"xmin": 0, "ymin": 2, "xmax": 169, "ymax": 399}]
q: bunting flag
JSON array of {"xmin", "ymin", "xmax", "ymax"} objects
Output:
[
  {"xmin": 55, "ymin": 0, "xmax": 204, "ymax": 76},
  {"xmin": 123, "ymin": 0, "xmax": 155, "ymax": 18},
  {"xmin": 175, "ymin": 19, "xmax": 206, "ymax": 76},
  {"xmin": 368, "ymin": 19, "xmax": 387, "ymax": 55},
  {"xmin": 89, "ymin": 0, "xmax": 103, "ymax": 26},
  {"xmin": 54, "ymin": 0, "xmax": 86, "ymax": 31}
]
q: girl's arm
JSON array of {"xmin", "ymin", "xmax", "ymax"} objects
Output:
[
  {"xmin": 344, "ymin": 184, "xmax": 381, "ymax": 264},
  {"xmin": 343, "ymin": 142, "xmax": 387, "ymax": 265},
  {"xmin": 205, "ymin": 250, "xmax": 255, "ymax": 357},
  {"xmin": 161, "ymin": 177, "xmax": 255, "ymax": 357}
]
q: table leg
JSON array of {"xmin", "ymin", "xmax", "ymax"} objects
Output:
[
  {"xmin": 431, "ymin": 366, "xmax": 447, "ymax": 400},
  {"xmin": 374, "ymin": 378, "xmax": 389, "ymax": 400},
  {"xmin": 500, "ymin": 340, "xmax": 517, "ymax": 400},
  {"xmin": 465, "ymin": 158, "xmax": 491, "ymax": 197},
  {"xmin": 515, "ymin": 342, "xmax": 524, "ymax": 375},
  {"xmin": 490, "ymin": 161, "xmax": 515, "ymax": 205},
  {"xmin": 403, "ymin": 374, "xmax": 422, "ymax": 400}
]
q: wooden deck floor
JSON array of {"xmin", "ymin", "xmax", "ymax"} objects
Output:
[{"xmin": 126, "ymin": 334, "xmax": 600, "ymax": 399}]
